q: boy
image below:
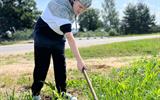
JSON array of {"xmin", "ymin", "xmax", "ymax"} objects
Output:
[{"xmin": 32, "ymin": 0, "xmax": 92, "ymax": 100}]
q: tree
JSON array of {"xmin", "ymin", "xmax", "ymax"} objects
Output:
[
  {"xmin": 121, "ymin": 3, "xmax": 138, "ymax": 34},
  {"xmin": 122, "ymin": 3, "xmax": 155, "ymax": 34},
  {"xmin": 0, "ymin": 0, "xmax": 40, "ymax": 33},
  {"xmin": 102, "ymin": 0, "xmax": 119, "ymax": 32},
  {"xmin": 78, "ymin": 8, "xmax": 102, "ymax": 31},
  {"xmin": 136, "ymin": 3, "xmax": 155, "ymax": 33},
  {"xmin": 0, "ymin": 0, "xmax": 3, "ymax": 8}
]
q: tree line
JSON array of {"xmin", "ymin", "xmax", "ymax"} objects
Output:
[
  {"xmin": 79, "ymin": 0, "xmax": 159, "ymax": 35},
  {"xmin": 0, "ymin": 0, "xmax": 160, "ymax": 40},
  {"xmin": 0, "ymin": 0, "xmax": 40, "ymax": 39}
]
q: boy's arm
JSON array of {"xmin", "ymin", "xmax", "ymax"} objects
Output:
[{"xmin": 65, "ymin": 32, "xmax": 86, "ymax": 71}]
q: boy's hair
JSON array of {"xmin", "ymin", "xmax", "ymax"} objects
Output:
[
  {"xmin": 69, "ymin": 0, "xmax": 92, "ymax": 8},
  {"xmin": 69, "ymin": 0, "xmax": 74, "ymax": 6}
]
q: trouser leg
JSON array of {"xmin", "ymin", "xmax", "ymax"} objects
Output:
[
  {"xmin": 52, "ymin": 48, "xmax": 66, "ymax": 93},
  {"xmin": 31, "ymin": 46, "xmax": 51, "ymax": 96}
]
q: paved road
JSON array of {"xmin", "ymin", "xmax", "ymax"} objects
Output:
[{"xmin": 0, "ymin": 35, "xmax": 160, "ymax": 55}]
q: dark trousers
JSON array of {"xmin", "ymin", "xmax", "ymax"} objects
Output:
[{"xmin": 31, "ymin": 46, "xmax": 66, "ymax": 96}]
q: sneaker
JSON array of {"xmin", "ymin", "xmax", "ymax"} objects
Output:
[
  {"xmin": 62, "ymin": 92, "xmax": 77, "ymax": 100},
  {"xmin": 32, "ymin": 95, "xmax": 41, "ymax": 100}
]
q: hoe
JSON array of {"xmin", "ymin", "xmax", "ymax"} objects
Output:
[{"xmin": 82, "ymin": 68, "xmax": 98, "ymax": 100}]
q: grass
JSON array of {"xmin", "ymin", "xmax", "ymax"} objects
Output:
[
  {"xmin": 121, "ymin": 32, "xmax": 160, "ymax": 37},
  {"xmin": 66, "ymin": 38, "xmax": 160, "ymax": 58},
  {"xmin": 17, "ymin": 74, "xmax": 32, "ymax": 85},
  {"xmin": 0, "ymin": 38, "xmax": 159, "ymax": 99},
  {"xmin": 0, "ymin": 52, "xmax": 33, "ymax": 66},
  {"xmin": 0, "ymin": 38, "xmax": 159, "ymax": 67},
  {"xmin": 0, "ymin": 75, "xmax": 14, "ymax": 87},
  {"xmin": 0, "ymin": 56, "xmax": 159, "ymax": 99},
  {"xmin": 84, "ymin": 57, "xmax": 160, "ymax": 99},
  {"xmin": 75, "ymin": 31, "xmax": 160, "ymax": 38},
  {"xmin": 0, "ymin": 41, "xmax": 17, "ymax": 45},
  {"xmin": 0, "ymin": 73, "xmax": 32, "ymax": 88},
  {"xmin": 0, "ymin": 40, "xmax": 33, "ymax": 45}
]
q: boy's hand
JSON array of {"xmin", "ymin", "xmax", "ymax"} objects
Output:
[{"xmin": 77, "ymin": 60, "xmax": 87, "ymax": 72}]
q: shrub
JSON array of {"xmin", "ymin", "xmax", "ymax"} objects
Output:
[
  {"xmin": 108, "ymin": 28, "xmax": 119, "ymax": 36},
  {"xmin": 12, "ymin": 29, "xmax": 33, "ymax": 40}
]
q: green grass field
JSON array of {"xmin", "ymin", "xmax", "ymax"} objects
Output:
[
  {"xmin": 0, "ymin": 38, "xmax": 160, "ymax": 100},
  {"xmin": 67, "ymin": 57, "xmax": 160, "ymax": 100},
  {"xmin": 0, "ymin": 57, "xmax": 159, "ymax": 100},
  {"xmin": 1, "ymin": 38, "xmax": 160, "ymax": 67},
  {"xmin": 66, "ymin": 38, "xmax": 160, "ymax": 58}
]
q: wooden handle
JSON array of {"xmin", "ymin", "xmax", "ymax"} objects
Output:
[{"xmin": 82, "ymin": 68, "xmax": 98, "ymax": 100}]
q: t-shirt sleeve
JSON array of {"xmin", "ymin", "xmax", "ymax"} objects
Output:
[{"xmin": 60, "ymin": 24, "xmax": 72, "ymax": 34}]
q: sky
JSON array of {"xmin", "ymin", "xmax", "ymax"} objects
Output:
[{"xmin": 35, "ymin": 0, "xmax": 160, "ymax": 25}]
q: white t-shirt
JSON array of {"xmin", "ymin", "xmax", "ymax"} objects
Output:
[{"xmin": 41, "ymin": 6, "xmax": 72, "ymax": 35}]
